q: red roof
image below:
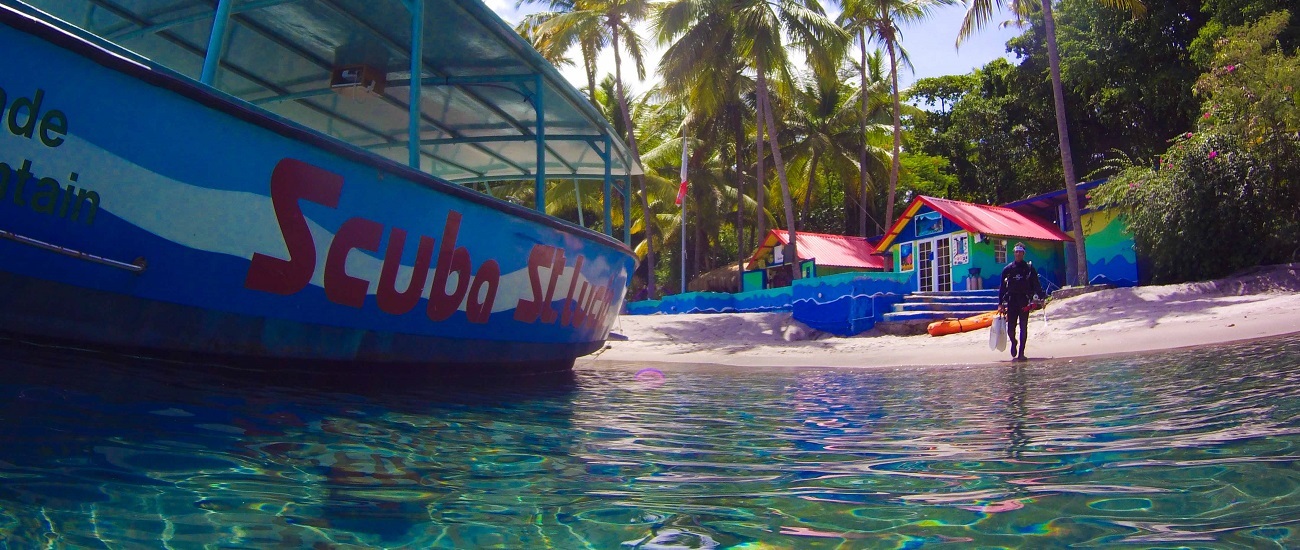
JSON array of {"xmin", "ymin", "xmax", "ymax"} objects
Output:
[
  {"xmin": 746, "ymin": 230, "xmax": 885, "ymax": 270},
  {"xmin": 877, "ymin": 196, "xmax": 1074, "ymax": 251}
]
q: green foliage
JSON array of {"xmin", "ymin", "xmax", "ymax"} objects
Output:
[
  {"xmin": 913, "ymin": 0, "xmax": 1209, "ymax": 203},
  {"xmin": 908, "ymin": 59, "xmax": 1060, "ymax": 204},
  {"xmin": 526, "ymin": 0, "xmax": 1300, "ymax": 290},
  {"xmin": 1194, "ymin": 10, "xmax": 1300, "ymax": 154},
  {"xmin": 1093, "ymin": 11, "xmax": 1300, "ymax": 283},
  {"xmin": 1092, "ymin": 134, "xmax": 1283, "ymax": 282},
  {"xmin": 897, "ymin": 153, "xmax": 958, "ymax": 199},
  {"xmin": 1052, "ymin": 0, "xmax": 1205, "ymax": 164},
  {"xmin": 803, "ymin": 184, "xmax": 847, "ymax": 234},
  {"xmin": 1190, "ymin": 0, "xmax": 1299, "ymax": 66}
]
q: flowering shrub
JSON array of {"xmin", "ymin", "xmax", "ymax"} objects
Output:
[
  {"xmin": 1094, "ymin": 135, "xmax": 1285, "ymax": 282},
  {"xmin": 1092, "ymin": 11, "xmax": 1299, "ymax": 283}
]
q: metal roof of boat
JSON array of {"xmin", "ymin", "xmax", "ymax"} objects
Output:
[{"xmin": 13, "ymin": 0, "xmax": 643, "ymax": 188}]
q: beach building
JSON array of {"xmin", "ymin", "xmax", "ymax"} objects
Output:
[
  {"xmin": 742, "ymin": 230, "xmax": 886, "ymax": 291},
  {"xmin": 874, "ymin": 181, "xmax": 1143, "ymax": 292},
  {"xmin": 624, "ymin": 181, "xmax": 1142, "ymax": 337},
  {"xmin": 875, "ymin": 196, "xmax": 1075, "ymax": 293},
  {"xmin": 1005, "ymin": 180, "xmax": 1141, "ymax": 287}
]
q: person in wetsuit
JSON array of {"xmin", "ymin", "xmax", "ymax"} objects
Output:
[{"xmin": 998, "ymin": 242, "xmax": 1045, "ymax": 360}]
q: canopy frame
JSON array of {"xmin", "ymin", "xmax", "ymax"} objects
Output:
[{"xmin": 27, "ymin": 0, "xmax": 641, "ymax": 238}]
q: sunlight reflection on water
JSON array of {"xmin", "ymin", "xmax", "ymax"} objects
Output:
[{"xmin": 0, "ymin": 335, "xmax": 1298, "ymax": 548}]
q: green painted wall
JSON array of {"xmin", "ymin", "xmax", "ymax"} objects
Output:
[
  {"xmin": 1081, "ymin": 209, "xmax": 1139, "ymax": 286},
  {"xmin": 892, "ymin": 232, "xmax": 1067, "ymax": 291}
]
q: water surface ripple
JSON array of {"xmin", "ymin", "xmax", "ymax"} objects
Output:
[{"xmin": 1, "ymin": 336, "xmax": 1298, "ymax": 548}]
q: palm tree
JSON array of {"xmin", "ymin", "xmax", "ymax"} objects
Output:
[
  {"xmin": 844, "ymin": 49, "xmax": 894, "ymax": 235},
  {"xmin": 839, "ymin": 0, "xmax": 955, "ymax": 237},
  {"xmin": 520, "ymin": 0, "xmax": 658, "ymax": 296},
  {"xmin": 783, "ymin": 69, "xmax": 881, "ymax": 229},
  {"xmin": 514, "ymin": 0, "xmax": 605, "ymax": 106},
  {"xmin": 654, "ymin": 0, "xmax": 756, "ymax": 281},
  {"xmin": 734, "ymin": 0, "xmax": 847, "ymax": 279},
  {"xmin": 959, "ymin": 0, "xmax": 1143, "ymax": 285}
]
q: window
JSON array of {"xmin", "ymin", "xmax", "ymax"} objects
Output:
[{"xmin": 995, "ymin": 240, "xmax": 1007, "ymax": 264}]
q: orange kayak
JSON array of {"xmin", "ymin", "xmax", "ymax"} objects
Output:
[{"xmin": 927, "ymin": 311, "xmax": 998, "ymax": 336}]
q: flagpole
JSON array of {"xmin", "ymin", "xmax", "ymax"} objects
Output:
[{"xmin": 681, "ymin": 189, "xmax": 686, "ymax": 294}]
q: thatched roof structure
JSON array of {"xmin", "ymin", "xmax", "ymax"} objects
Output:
[{"xmin": 688, "ymin": 264, "xmax": 740, "ymax": 293}]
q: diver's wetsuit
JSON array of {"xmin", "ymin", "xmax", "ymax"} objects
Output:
[{"xmin": 999, "ymin": 260, "xmax": 1044, "ymax": 359}]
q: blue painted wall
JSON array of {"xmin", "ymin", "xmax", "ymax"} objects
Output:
[
  {"xmin": 734, "ymin": 287, "xmax": 794, "ymax": 312},
  {"xmin": 624, "ymin": 272, "xmax": 911, "ymax": 336},
  {"xmin": 657, "ymin": 292, "xmax": 736, "ymax": 314},
  {"xmin": 625, "ymin": 300, "xmax": 661, "ymax": 315},
  {"xmin": 792, "ymin": 272, "xmax": 912, "ymax": 335}
]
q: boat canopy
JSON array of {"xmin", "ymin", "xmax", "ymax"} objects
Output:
[{"xmin": 9, "ymin": 0, "xmax": 641, "ymax": 227}]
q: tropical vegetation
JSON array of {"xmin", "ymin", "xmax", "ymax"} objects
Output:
[
  {"xmin": 1091, "ymin": 10, "xmax": 1299, "ymax": 283},
  {"xmin": 513, "ymin": 0, "xmax": 1300, "ymax": 297}
]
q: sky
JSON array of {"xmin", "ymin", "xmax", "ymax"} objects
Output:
[{"xmin": 487, "ymin": 1, "xmax": 1026, "ymax": 96}]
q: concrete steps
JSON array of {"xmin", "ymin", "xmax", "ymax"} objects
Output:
[{"xmin": 875, "ymin": 290, "xmax": 1000, "ymax": 336}]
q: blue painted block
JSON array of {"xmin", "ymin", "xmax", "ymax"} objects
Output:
[
  {"xmin": 791, "ymin": 272, "xmax": 912, "ymax": 336},
  {"xmin": 733, "ymin": 288, "xmax": 793, "ymax": 312},
  {"xmin": 658, "ymin": 292, "xmax": 735, "ymax": 314},
  {"xmin": 624, "ymin": 300, "xmax": 662, "ymax": 315}
]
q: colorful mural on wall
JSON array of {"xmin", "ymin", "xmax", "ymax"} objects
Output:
[
  {"xmin": 1081, "ymin": 209, "xmax": 1139, "ymax": 287},
  {"xmin": 624, "ymin": 272, "xmax": 911, "ymax": 335},
  {"xmin": 878, "ymin": 198, "xmax": 1073, "ymax": 294}
]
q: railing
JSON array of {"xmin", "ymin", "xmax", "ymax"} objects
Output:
[{"xmin": 0, "ymin": 229, "xmax": 145, "ymax": 273}]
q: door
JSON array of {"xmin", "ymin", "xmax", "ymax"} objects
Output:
[
  {"xmin": 935, "ymin": 237, "xmax": 953, "ymax": 292},
  {"xmin": 917, "ymin": 240, "xmax": 934, "ymax": 292},
  {"xmin": 916, "ymin": 237, "xmax": 952, "ymax": 292}
]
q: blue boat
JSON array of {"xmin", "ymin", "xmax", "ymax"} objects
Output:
[{"xmin": 0, "ymin": 0, "xmax": 640, "ymax": 374}]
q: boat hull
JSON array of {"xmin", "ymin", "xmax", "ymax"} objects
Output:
[{"xmin": 0, "ymin": 7, "xmax": 634, "ymax": 372}]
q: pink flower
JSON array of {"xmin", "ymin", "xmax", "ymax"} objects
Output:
[
  {"xmin": 1185, "ymin": 133, "xmax": 1193, "ymax": 138},
  {"xmin": 1208, "ymin": 151, "xmax": 1218, "ymax": 159},
  {"xmin": 1203, "ymin": 112, "xmax": 1212, "ymax": 119},
  {"xmin": 1226, "ymin": 64, "xmax": 1236, "ymax": 72}
]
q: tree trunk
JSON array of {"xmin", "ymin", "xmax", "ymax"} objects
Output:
[
  {"xmin": 800, "ymin": 149, "xmax": 821, "ymax": 227},
  {"xmin": 858, "ymin": 29, "xmax": 871, "ymax": 238},
  {"xmin": 1041, "ymin": 0, "xmax": 1089, "ymax": 286},
  {"xmin": 583, "ymin": 39, "xmax": 598, "ymax": 108},
  {"xmin": 733, "ymin": 110, "xmax": 746, "ymax": 284},
  {"xmin": 611, "ymin": 26, "xmax": 654, "ymax": 297},
  {"xmin": 755, "ymin": 86, "xmax": 767, "ymax": 242},
  {"xmin": 756, "ymin": 61, "xmax": 801, "ymax": 280},
  {"xmin": 886, "ymin": 36, "xmax": 903, "ymax": 235},
  {"xmin": 694, "ymin": 213, "xmax": 704, "ymax": 286}
]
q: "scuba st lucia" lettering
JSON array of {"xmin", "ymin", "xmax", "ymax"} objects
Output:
[
  {"xmin": 242, "ymin": 158, "xmax": 619, "ymax": 330},
  {"xmin": 243, "ymin": 158, "xmax": 500, "ymax": 324}
]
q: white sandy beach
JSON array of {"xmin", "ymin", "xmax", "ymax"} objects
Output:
[{"xmin": 579, "ymin": 264, "xmax": 1300, "ymax": 369}]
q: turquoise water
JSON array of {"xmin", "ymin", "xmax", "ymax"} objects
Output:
[{"xmin": 1, "ymin": 336, "xmax": 1299, "ymax": 548}]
